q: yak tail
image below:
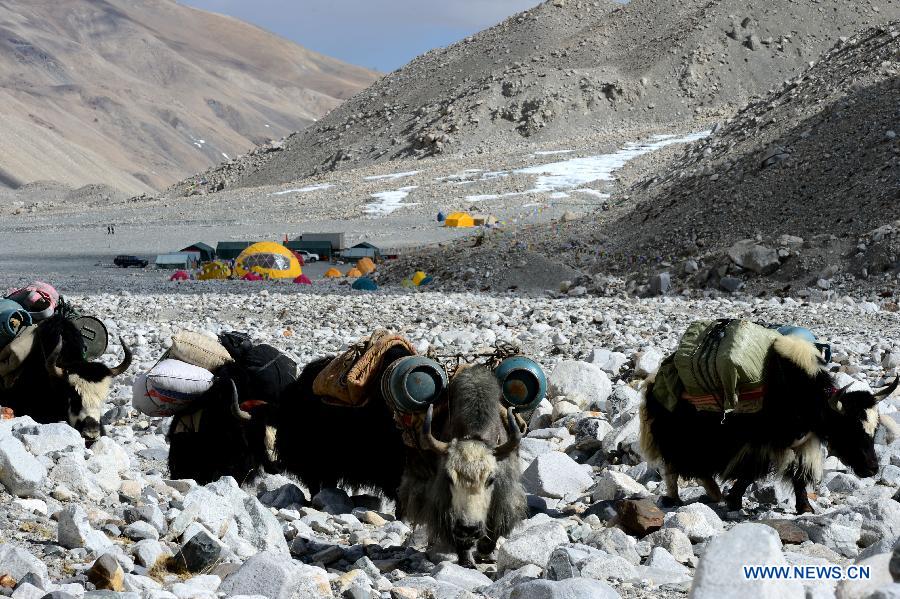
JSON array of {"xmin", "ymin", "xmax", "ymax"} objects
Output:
[{"xmin": 638, "ymin": 402, "xmax": 662, "ymax": 464}]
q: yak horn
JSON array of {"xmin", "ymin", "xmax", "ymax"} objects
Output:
[
  {"xmin": 108, "ymin": 338, "xmax": 132, "ymax": 376},
  {"xmin": 875, "ymin": 376, "xmax": 899, "ymax": 401},
  {"xmin": 229, "ymin": 380, "xmax": 251, "ymax": 421},
  {"xmin": 829, "ymin": 382, "xmax": 854, "ymax": 413},
  {"xmin": 493, "ymin": 407, "xmax": 522, "ymax": 458},
  {"xmin": 45, "ymin": 338, "xmax": 65, "ymax": 379},
  {"xmin": 423, "ymin": 404, "xmax": 449, "ymax": 454}
]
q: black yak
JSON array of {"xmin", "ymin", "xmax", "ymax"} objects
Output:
[
  {"xmin": 167, "ymin": 343, "xmax": 295, "ymax": 485},
  {"xmin": 276, "ymin": 351, "xmax": 526, "ymax": 567},
  {"xmin": 167, "ymin": 377, "xmax": 277, "ymax": 486},
  {"xmin": 641, "ymin": 333, "xmax": 898, "ymax": 514},
  {"xmin": 0, "ymin": 314, "xmax": 131, "ymax": 443}
]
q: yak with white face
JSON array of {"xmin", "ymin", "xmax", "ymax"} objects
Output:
[
  {"xmin": 402, "ymin": 366, "xmax": 526, "ymax": 567},
  {"xmin": 641, "ymin": 334, "xmax": 898, "ymax": 514},
  {"xmin": 277, "ymin": 354, "xmax": 527, "ymax": 569},
  {"xmin": 0, "ymin": 315, "xmax": 131, "ymax": 443}
]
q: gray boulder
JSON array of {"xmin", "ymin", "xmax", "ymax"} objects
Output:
[
  {"xmin": 0, "ymin": 544, "xmax": 48, "ymax": 584},
  {"xmin": 219, "ymin": 552, "xmax": 329, "ymax": 599},
  {"xmin": 691, "ymin": 523, "xmax": 803, "ymax": 599},
  {"xmin": 508, "ymin": 578, "xmax": 620, "ymax": 599},
  {"xmin": 57, "ymin": 506, "xmax": 112, "ymax": 553},
  {"xmin": 431, "ymin": 561, "xmax": 492, "ymax": 591},
  {"xmin": 0, "ymin": 435, "xmax": 47, "ymax": 497},
  {"xmin": 727, "ymin": 239, "xmax": 781, "ymax": 274},
  {"xmin": 16, "ymin": 422, "xmax": 83, "ymax": 455},
  {"xmin": 663, "ymin": 503, "xmax": 724, "ymax": 542},
  {"xmin": 522, "ymin": 451, "xmax": 593, "ymax": 499},
  {"xmin": 498, "ymin": 520, "xmax": 570, "ymax": 571},
  {"xmin": 548, "ymin": 361, "xmax": 612, "ymax": 409}
]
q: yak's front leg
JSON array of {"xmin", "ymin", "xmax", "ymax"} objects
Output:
[
  {"xmin": 792, "ymin": 475, "xmax": 814, "ymax": 514},
  {"xmin": 456, "ymin": 544, "xmax": 477, "ymax": 568},
  {"xmin": 726, "ymin": 478, "xmax": 753, "ymax": 511},
  {"xmin": 659, "ymin": 469, "xmax": 682, "ymax": 508},
  {"xmin": 700, "ymin": 477, "xmax": 723, "ymax": 503}
]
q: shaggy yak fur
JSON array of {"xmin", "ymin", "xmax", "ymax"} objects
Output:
[
  {"xmin": 0, "ymin": 314, "xmax": 131, "ymax": 443},
  {"xmin": 276, "ymin": 350, "xmax": 526, "ymax": 567},
  {"xmin": 167, "ymin": 360, "xmax": 280, "ymax": 486},
  {"xmin": 641, "ymin": 335, "xmax": 897, "ymax": 514}
]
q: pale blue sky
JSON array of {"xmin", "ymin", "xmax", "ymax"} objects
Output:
[{"xmin": 181, "ymin": 0, "xmax": 544, "ymax": 72}]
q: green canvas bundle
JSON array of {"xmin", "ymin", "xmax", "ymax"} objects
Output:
[{"xmin": 654, "ymin": 319, "xmax": 781, "ymax": 412}]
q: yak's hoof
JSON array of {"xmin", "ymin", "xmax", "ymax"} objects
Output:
[
  {"xmin": 698, "ymin": 494, "xmax": 722, "ymax": 505},
  {"xmin": 726, "ymin": 497, "xmax": 743, "ymax": 511},
  {"xmin": 475, "ymin": 551, "xmax": 497, "ymax": 564},
  {"xmin": 659, "ymin": 496, "xmax": 683, "ymax": 508},
  {"xmin": 457, "ymin": 557, "xmax": 477, "ymax": 569},
  {"xmin": 796, "ymin": 503, "xmax": 814, "ymax": 515}
]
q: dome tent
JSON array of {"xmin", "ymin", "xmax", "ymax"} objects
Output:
[
  {"xmin": 234, "ymin": 242, "xmax": 301, "ymax": 280},
  {"xmin": 324, "ymin": 268, "xmax": 342, "ymax": 279},
  {"xmin": 356, "ymin": 257, "xmax": 376, "ymax": 275},
  {"xmin": 412, "ymin": 271, "xmax": 428, "ymax": 286},
  {"xmin": 352, "ymin": 277, "xmax": 377, "ymax": 291},
  {"xmin": 346, "ymin": 268, "xmax": 363, "ymax": 278},
  {"xmin": 197, "ymin": 261, "xmax": 232, "ymax": 280},
  {"xmin": 293, "ymin": 274, "xmax": 312, "ymax": 285}
]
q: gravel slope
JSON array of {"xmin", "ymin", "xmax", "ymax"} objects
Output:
[{"xmin": 171, "ymin": 0, "xmax": 900, "ymax": 196}]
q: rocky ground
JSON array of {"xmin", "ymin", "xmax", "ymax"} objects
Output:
[{"xmin": 2, "ymin": 287, "xmax": 900, "ymax": 598}]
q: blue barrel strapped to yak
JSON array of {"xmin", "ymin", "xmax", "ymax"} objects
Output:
[{"xmin": 312, "ymin": 331, "xmax": 547, "ymax": 447}]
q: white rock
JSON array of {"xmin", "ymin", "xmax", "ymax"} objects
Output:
[
  {"xmin": 132, "ymin": 539, "xmax": 169, "ymax": 568},
  {"xmin": 579, "ymin": 553, "xmax": 638, "ymax": 581},
  {"xmin": 691, "ymin": 523, "xmax": 804, "ymax": 599},
  {"xmin": 0, "ymin": 435, "xmax": 47, "ymax": 497},
  {"xmin": 432, "ymin": 561, "xmax": 493, "ymax": 590},
  {"xmin": 548, "ymin": 361, "xmax": 612, "ymax": 410},
  {"xmin": 590, "ymin": 470, "xmax": 650, "ymax": 502},
  {"xmin": 588, "ymin": 348, "xmax": 628, "ymax": 375},
  {"xmin": 646, "ymin": 528, "xmax": 695, "ymax": 564},
  {"xmin": 498, "ymin": 520, "xmax": 570, "ymax": 571},
  {"xmin": 508, "ymin": 578, "xmax": 620, "ymax": 599},
  {"xmin": 0, "ymin": 544, "xmax": 49, "ymax": 584},
  {"xmin": 646, "ymin": 547, "xmax": 691, "ymax": 576},
  {"xmin": 219, "ymin": 552, "xmax": 329, "ymax": 599},
  {"xmin": 522, "ymin": 451, "xmax": 593, "ymax": 499},
  {"xmin": 663, "ymin": 503, "xmax": 724, "ymax": 542},
  {"xmin": 57, "ymin": 505, "xmax": 112, "ymax": 554},
  {"xmin": 836, "ymin": 552, "xmax": 894, "ymax": 599},
  {"xmin": 634, "ymin": 348, "xmax": 664, "ymax": 377},
  {"xmin": 17, "ymin": 422, "xmax": 84, "ymax": 455}
]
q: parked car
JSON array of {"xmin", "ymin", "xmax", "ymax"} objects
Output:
[
  {"xmin": 114, "ymin": 255, "xmax": 149, "ymax": 268},
  {"xmin": 297, "ymin": 250, "xmax": 319, "ymax": 263}
]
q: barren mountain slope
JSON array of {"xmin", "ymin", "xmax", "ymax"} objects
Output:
[
  {"xmin": 0, "ymin": 0, "xmax": 377, "ymax": 193},
  {"xmin": 379, "ymin": 22, "xmax": 900, "ymax": 297},
  {"xmin": 176, "ymin": 0, "xmax": 900, "ymax": 195}
]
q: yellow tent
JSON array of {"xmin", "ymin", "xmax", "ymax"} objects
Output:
[
  {"xmin": 346, "ymin": 268, "xmax": 363, "ymax": 278},
  {"xmin": 324, "ymin": 267, "xmax": 342, "ymax": 278},
  {"xmin": 445, "ymin": 212, "xmax": 475, "ymax": 228},
  {"xmin": 356, "ymin": 257, "xmax": 376, "ymax": 275},
  {"xmin": 233, "ymin": 242, "xmax": 302, "ymax": 280},
  {"xmin": 197, "ymin": 261, "xmax": 232, "ymax": 280},
  {"xmin": 412, "ymin": 271, "xmax": 428, "ymax": 286}
]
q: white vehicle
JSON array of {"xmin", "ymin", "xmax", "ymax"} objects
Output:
[{"xmin": 297, "ymin": 250, "xmax": 319, "ymax": 263}]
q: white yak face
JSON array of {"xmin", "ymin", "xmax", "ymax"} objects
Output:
[
  {"xmin": 66, "ymin": 374, "xmax": 111, "ymax": 442},
  {"xmin": 444, "ymin": 439, "xmax": 498, "ymax": 543}
]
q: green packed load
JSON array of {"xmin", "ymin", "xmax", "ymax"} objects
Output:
[{"xmin": 674, "ymin": 319, "xmax": 781, "ymax": 411}]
